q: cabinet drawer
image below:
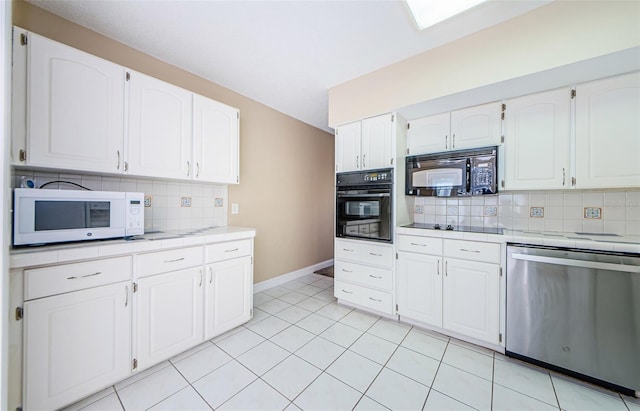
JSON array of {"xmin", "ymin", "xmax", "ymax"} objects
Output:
[
  {"xmin": 444, "ymin": 239, "xmax": 500, "ymax": 264},
  {"xmin": 137, "ymin": 246, "xmax": 203, "ymax": 278},
  {"xmin": 334, "ymin": 261, "xmax": 392, "ymax": 291},
  {"xmin": 25, "ymin": 256, "xmax": 132, "ymax": 300},
  {"xmin": 335, "ymin": 240, "xmax": 393, "ymax": 268},
  {"xmin": 397, "ymin": 235, "xmax": 442, "ymax": 255},
  {"xmin": 206, "ymin": 239, "xmax": 251, "ymax": 263},
  {"xmin": 335, "ymin": 281, "xmax": 393, "ymax": 315}
]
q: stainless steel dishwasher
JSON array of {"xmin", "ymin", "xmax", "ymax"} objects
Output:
[{"xmin": 506, "ymin": 244, "xmax": 640, "ymax": 397}]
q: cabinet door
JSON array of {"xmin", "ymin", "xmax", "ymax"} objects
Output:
[
  {"xmin": 407, "ymin": 112, "xmax": 449, "ymax": 155},
  {"xmin": 450, "ymin": 102, "xmax": 502, "ymax": 151},
  {"xmin": 361, "ymin": 114, "xmax": 393, "ymax": 170},
  {"xmin": 576, "ymin": 72, "xmax": 640, "ymax": 189},
  {"xmin": 335, "ymin": 121, "xmax": 361, "ymax": 172},
  {"xmin": 504, "ymin": 89, "xmax": 571, "ymax": 190},
  {"xmin": 205, "ymin": 256, "xmax": 252, "ymax": 339},
  {"xmin": 443, "ymin": 258, "xmax": 499, "ymax": 344},
  {"xmin": 28, "ymin": 33, "xmax": 125, "ymax": 173},
  {"xmin": 24, "ymin": 281, "xmax": 131, "ymax": 411},
  {"xmin": 193, "ymin": 94, "xmax": 240, "ymax": 184},
  {"xmin": 397, "ymin": 252, "xmax": 442, "ymax": 327},
  {"xmin": 128, "ymin": 70, "xmax": 192, "ymax": 179},
  {"xmin": 137, "ymin": 267, "xmax": 204, "ymax": 369}
]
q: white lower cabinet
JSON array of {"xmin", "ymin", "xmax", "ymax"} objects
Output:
[
  {"xmin": 334, "ymin": 239, "xmax": 393, "ymax": 315},
  {"xmin": 205, "ymin": 256, "xmax": 252, "ymax": 339},
  {"xmin": 136, "ymin": 266, "xmax": 204, "ymax": 370},
  {"xmin": 396, "ymin": 235, "xmax": 501, "ymax": 345},
  {"xmin": 24, "ymin": 280, "xmax": 132, "ymax": 411}
]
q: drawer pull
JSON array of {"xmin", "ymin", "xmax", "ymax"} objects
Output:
[
  {"xmin": 369, "ymin": 275, "xmax": 382, "ymax": 279},
  {"xmin": 410, "ymin": 242, "xmax": 427, "ymax": 246},
  {"xmin": 225, "ymin": 248, "xmax": 239, "ymax": 253},
  {"xmin": 67, "ymin": 271, "xmax": 101, "ymax": 280},
  {"xmin": 343, "ymin": 248, "xmax": 354, "ymax": 252},
  {"xmin": 369, "ymin": 253, "xmax": 382, "ymax": 257},
  {"xmin": 209, "ymin": 267, "xmax": 213, "ymax": 284},
  {"xmin": 369, "ymin": 297, "xmax": 382, "ymax": 302},
  {"xmin": 459, "ymin": 248, "xmax": 481, "ymax": 253},
  {"xmin": 164, "ymin": 257, "xmax": 185, "ymax": 263},
  {"xmin": 342, "ymin": 269, "xmax": 353, "ymax": 273},
  {"xmin": 342, "ymin": 289, "xmax": 353, "ymax": 294},
  {"xmin": 125, "ymin": 285, "xmax": 129, "ymax": 307}
]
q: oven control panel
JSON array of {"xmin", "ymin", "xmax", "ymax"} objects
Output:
[{"xmin": 337, "ymin": 168, "xmax": 394, "ymax": 186}]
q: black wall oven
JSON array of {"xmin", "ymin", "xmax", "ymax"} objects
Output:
[{"xmin": 336, "ymin": 168, "xmax": 393, "ymax": 243}]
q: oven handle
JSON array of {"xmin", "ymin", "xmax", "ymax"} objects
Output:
[
  {"xmin": 511, "ymin": 253, "xmax": 640, "ymax": 273},
  {"xmin": 336, "ymin": 193, "xmax": 390, "ymax": 198}
]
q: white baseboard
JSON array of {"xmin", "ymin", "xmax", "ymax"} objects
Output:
[{"xmin": 253, "ymin": 259, "xmax": 333, "ymax": 294}]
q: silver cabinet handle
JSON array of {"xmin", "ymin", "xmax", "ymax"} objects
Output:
[
  {"xmin": 164, "ymin": 257, "xmax": 185, "ymax": 263},
  {"xmin": 342, "ymin": 269, "xmax": 353, "ymax": 273},
  {"xmin": 199, "ymin": 269, "xmax": 203, "ymax": 287},
  {"xmin": 369, "ymin": 275, "xmax": 382, "ymax": 279},
  {"xmin": 196, "ymin": 162, "xmax": 200, "ymax": 178},
  {"xmin": 410, "ymin": 242, "xmax": 427, "ymax": 247},
  {"xmin": 343, "ymin": 248, "xmax": 354, "ymax": 252},
  {"xmin": 369, "ymin": 297, "xmax": 382, "ymax": 302},
  {"xmin": 225, "ymin": 248, "xmax": 239, "ymax": 253},
  {"xmin": 209, "ymin": 267, "xmax": 213, "ymax": 284},
  {"xmin": 562, "ymin": 168, "xmax": 566, "ymax": 186},
  {"xmin": 125, "ymin": 285, "xmax": 129, "ymax": 307},
  {"xmin": 356, "ymin": 155, "xmax": 360, "ymax": 169},
  {"xmin": 187, "ymin": 160, "xmax": 190, "ymax": 177},
  {"xmin": 437, "ymin": 259, "xmax": 440, "ymax": 276},
  {"xmin": 117, "ymin": 150, "xmax": 120, "ymax": 170},
  {"xmin": 452, "ymin": 133, "xmax": 455, "ymax": 148},
  {"xmin": 369, "ymin": 252, "xmax": 382, "ymax": 257},
  {"xmin": 445, "ymin": 260, "xmax": 448, "ymax": 277},
  {"xmin": 362, "ymin": 154, "xmax": 366, "ymax": 168},
  {"xmin": 342, "ymin": 289, "xmax": 353, "ymax": 294},
  {"xmin": 67, "ymin": 271, "xmax": 101, "ymax": 280},
  {"xmin": 445, "ymin": 135, "xmax": 448, "ymax": 149},
  {"xmin": 459, "ymin": 248, "xmax": 480, "ymax": 253}
]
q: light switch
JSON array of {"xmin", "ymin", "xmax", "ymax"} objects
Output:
[{"xmin": 232, "ymin": 203, "xmax": 239, "ymax": 215}]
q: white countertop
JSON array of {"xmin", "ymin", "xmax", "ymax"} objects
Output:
[
  {"xmin": 10, "ymin": 226, "xmax": 256, "ymax": 268},
  {"xmin": 396, "ymin": 226, "xmax": 640, "ymax": 254}
]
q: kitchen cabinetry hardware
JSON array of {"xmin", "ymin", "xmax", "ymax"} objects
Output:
[
  {"xmin": 356, "ymin": 155, "xmax": 359, "ymax": 168},
  {"xmin": 199, "ymin": 269, "xmax": 203, "ymax": 287},
  {"xmin": 562, "ymin": 168, "xmax": 566, "ymax": 186},
  {"xmin": 342, "ymin": 269, "xmax": 353, "ymax": 273},
  {"xmin": 342, "ymin": 289, "xmax": 353, "ymax": 294},
  {"xmin": 19, "ymin": 150, "xmax": 26, "ymax": 162},
  {"xmin": 225, "ymin": 248, "xmax": 239, "ymax": 252},
  {"xmin": 572, "ymin": 177, "xmax": 576, "ymax": 186},
  {"xmin": 66, "ymin": 271, "xmax": 102, "ymax": 280},
  {"xmin": 125, "ymin": 285, "xmax": 128, "ymax": 307},
  {"xmin": 343, "ymin": 248, "xmax": 354, "ymax": 252},
  {"xmin": 117, "ymin": 150, "xmax": 120, "ymax": 170},
  {"xmin": 163, "ymin": 257, "xmax": 185, "ymax": 263},
  {"xmin": 501, "ymin": 179, "xmax": 505, "ymax": 188},
  {"xmin": 459, "ymin": 248, "xmax": 480, "ymax": 253},
  {"xmin": 445, "ymin": 135, "xmax": 448, "ymax": 149},
  {"xmin": 369, "ymin": 297, "xmax": 382, "ymax": 302},
  {"xmin": 124, "ymin": 162, "xmax": 128, "ymax": 172},
  {"xmin": 437, "ymin": 260, "xmax": 440, "ymax": 275},
  {"xmin": 196, "ymin": 162, "xmax": 200, "ymax": 178},
  {"xmin": 20, "ymin": 32, "xmax": 27, "ymax": 45},
  {"xmin": 571, "ymin": 89, "xmax": 576, "ymax": 98},
  {"xmin": 208, "ymin": 267, "xmax": 213, "ymax": 284},
  {"xmin": 362, "ymin": 154, "xmax": 366, "ymax": 168},
  {"xmin": 410, "ymin": 242, "xmax": 427, "ymax": 246},
  {"xmin": 15, "ymin": 307, "xmax": 23, "ymax": 321},
  {"xmin": 133, "ymin": 283, "xmax": 138, "ymax": 293},
  {"xmin": 452, "ymin": 134, "xmax": 456, "ymax": 148},
  {"xmin": 132, "ymin": 359, "xmax": 137, "ymax": 370},
  {"xmin": 369, "ymin": 252, "xmax": 382, "ymax": 256},
  {"xmin": 369, "ymin": 275, "xmax": 382, "ymax": 279},
  {"xmin": 125, "ymin": 72, "xmax": 130, "ymax": 81},
  {"xmin": 186, "ymin": 161, "xmax": 190, "ymax": 177},
  {"xmin": 445, "ymin": 260, "xmax": 448, "ymax": 276}
]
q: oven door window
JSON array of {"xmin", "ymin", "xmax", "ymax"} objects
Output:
[
  {"xmin": 34, "ymin": 200, "xmax": 111, "ymax": 231},
  {"xmin": 336, "ymin": 191, "xmax": 392, "ymax": 242}
]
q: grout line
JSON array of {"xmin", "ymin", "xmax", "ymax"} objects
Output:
[
  {"xmin": 548, "ymin": 371, "xmax": 563, "ymax": 410},
  {"xmin": 490, "ymin": 353, "xmax": 495, "ymax": 411}
]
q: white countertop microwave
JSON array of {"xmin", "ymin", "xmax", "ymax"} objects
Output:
[{"xmin": 13, "ymin": 188, "xmax": 144, "ymax": 246}]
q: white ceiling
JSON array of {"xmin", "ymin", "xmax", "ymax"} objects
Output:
[{"xmin": 26, "ymin": 0, "xmax": 553, "ymax": 133}]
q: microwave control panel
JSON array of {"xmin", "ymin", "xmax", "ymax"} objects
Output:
[{"xmin": 125, "ymin": 192, "xmax": 144, "ymax": 235}]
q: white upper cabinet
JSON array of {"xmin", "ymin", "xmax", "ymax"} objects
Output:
[
  {"xmin": 127, "ymin": 70, "xmax": 193, "ymax": 180},
  {"xmin": 193, "ymin": 94, "xmax": 240, "ymax": 183},
  {"xmin": 335, "ymin": 121, "xmax": 362, "ymax": 172},
  {"xmin": 25, "ymin": 32, "xmax": 125, "ymax": 173},
  {"xmin": 576, "ymin": 72, "xmax": 640, "ymax": 189},
  {"xmin": 407, "ymin": 102, "xmax": 501, "ymax": 156},
  {"xmin": 450, "ymin": 102, "xmax": 502, "ymax": 151},
  {"xmin": 504, "ymin": 88, "xmax": 571, "ymax": 190},
  {"xmin": 335, "ymin": 113, "xmax": 395, "ymax": 172},
  {"xmin": 361, "ymin": 113, "xmax": 394, "ymax": 170}
]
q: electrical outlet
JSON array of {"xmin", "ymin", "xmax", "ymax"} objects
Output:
[
  {"xmin": 214, "ymin": 198, "xmax": 224, "ymax": 207},
  {"xmin": 231, "ymin": 203, "xmax": 239, "ymax": 214},
  {"xmin": 530, "ymin": 207, "xmax": 544, "ymax": 218},
  {"xmin": 484, "ymin": 206, "xmax": 497, "ymax": 217},
  {"xmin": 415, "ymin": 205, "xmax": 424, "ymax": 214},
  {"xmin": 144, "ymin": 196, "xmax": 152, "ymax": 207},
  {"xmin": 584, "ymin": 207, "xmax": 602, "ymax": 219},
  {"xmin": 181, "ymin": 197, "xmax": 192, "ymax": 207}
]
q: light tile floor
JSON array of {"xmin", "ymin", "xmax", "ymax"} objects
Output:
[{"xmin": 65, "ymin": 273, "xmax": 639, "ymax": 411}]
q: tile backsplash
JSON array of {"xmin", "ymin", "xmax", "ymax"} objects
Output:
[
  {"xmin": 12, "ymin": 170, "xmax": 228, "ymax": 232},
  {"xmin": 412, "ymin": 190, "xmax": 640, "ymax": 236}
]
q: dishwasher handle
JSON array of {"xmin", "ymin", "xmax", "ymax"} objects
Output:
[{"xmin": 511, "ymin": 253, "xmax": 640, "ymax": 274}]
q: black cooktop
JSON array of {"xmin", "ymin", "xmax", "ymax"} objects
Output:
[{"xmin": 402, "ymin": 223, "xmax": 504, "ymax": 235}]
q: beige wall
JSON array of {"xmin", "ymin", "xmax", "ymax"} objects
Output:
[
  {"xmin": 12, "ymin": 0, "xmax": 335, "ymax": 283},
  {"xmin": 328, "ymin": 1, "xmax": 640, "ymax": 126}
]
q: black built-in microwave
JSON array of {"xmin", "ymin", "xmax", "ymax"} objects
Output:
[{"xmin": 405, "ymin": 146, "xmax": 497, "ymax": 197}]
